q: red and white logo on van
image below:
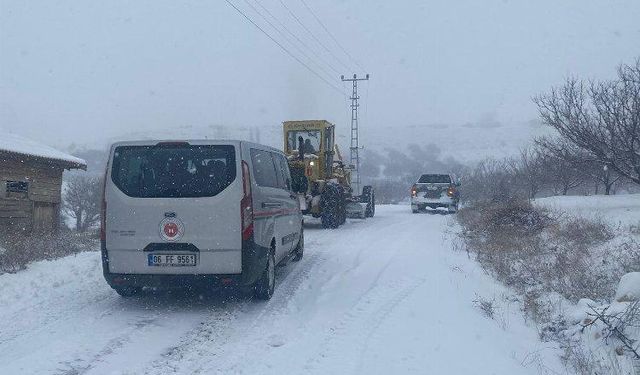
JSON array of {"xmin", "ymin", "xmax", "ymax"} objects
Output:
[{"xmin": 159, "ymin": 217, "xmax": 184, "ymax": 242}]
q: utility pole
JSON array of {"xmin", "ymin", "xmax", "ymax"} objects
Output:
[{"xmin": 341, "ymin": 73, "xmax": 369, "ymax": 195}]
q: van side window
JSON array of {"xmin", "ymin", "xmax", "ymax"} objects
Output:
[{"xmin": 250, "ymin": 149, "xmax": 278, "ymax": 188}]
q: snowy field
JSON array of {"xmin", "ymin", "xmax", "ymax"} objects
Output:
[
  {"xmin": 0, "ymin": 205, "xmax": 564, "ymax": 375},
  {"xmin": 535, "ymin": 193, "xmax": 640, "ymax": 226}
]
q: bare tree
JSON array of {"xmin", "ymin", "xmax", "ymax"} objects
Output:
[
  {"xmin": 461, "ymin": 158, "xmax": 525, "ymax": 203},
  {"xmin": 582, "ymin": 158, "xmax": 621, "ymax": 195},
  {"xmin": 511, "ymin": 147, "xmax": 547, "ymax": 199},
  {"xmin": 63, "ymin": 175, "xmax": 102, "ymax": 232},
  {"xmin": 534, "ymin": 59, "xmax": 640, "ymax": 185},
  {"xmin": 536, "ymin": 137, "xmax": 585, "ymax": 195},
  {"xmin": 538, "ymin": 136, "xmax": 622, "ymax": 195}
]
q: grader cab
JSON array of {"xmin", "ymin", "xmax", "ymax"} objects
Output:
[{"xmin": 283, "ymin": 120, "xmax": 375, "ymax": 228}]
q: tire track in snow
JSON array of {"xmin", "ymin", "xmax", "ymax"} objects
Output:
[
  {"xmin": 353, "ymin": 277, "xmax": 428, "ymax": 374},
  {"xmin": 55, "ymin": 315, "xmax": 160, "ymax": 375},
  {"xmin": 141, "ymin": 250, "xmax": 328, "ymax": 375},
  {"xmin": 300, "ymin": 210, "xmax": 440, "ymax": 374},
  {"xmin": 302, "ymin": 276, "xmax": 427, "ymax": 374}
]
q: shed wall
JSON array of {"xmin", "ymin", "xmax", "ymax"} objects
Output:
[{"xmin": 0, "ymin": 154, "xmax": 64, "ymax": 233}]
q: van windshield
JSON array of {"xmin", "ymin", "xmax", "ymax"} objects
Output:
[
  {"xmin": 111, "ymin": 144, "xmax": 236, "ymax": 198},
  {"xmin": 418, "ymin": 174, "xmax": 451, "ymax": 184}
]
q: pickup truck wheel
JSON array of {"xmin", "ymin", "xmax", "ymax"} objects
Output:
[
  {"xmin": 254, "ymin": 252, "xmax": 275, "ymax": 300},
  {"xmin": 292, "ymin": 228, "xmax": 304, "ymax": 261},
  {"xmin": 114, "ymin": 286, "xmax": 142, "ymax": 297}
]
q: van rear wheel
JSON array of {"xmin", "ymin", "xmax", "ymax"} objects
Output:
[{"xmin": 254, "ymin": 252, "xmax": 275, "ymax": 300}]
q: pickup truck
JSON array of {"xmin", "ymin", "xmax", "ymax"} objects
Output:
[{"xmin": 410, "ymin": 173, "xmax": 460, "ymax": 213}]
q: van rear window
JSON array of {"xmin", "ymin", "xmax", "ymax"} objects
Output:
[{"xmin": 111, "ymin": 144, "xmax": 236, "ymax": 198}]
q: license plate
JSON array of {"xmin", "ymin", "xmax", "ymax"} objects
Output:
[{"xmin": 147, "ymin": 254, "xmax": 197, "ymax": 267}]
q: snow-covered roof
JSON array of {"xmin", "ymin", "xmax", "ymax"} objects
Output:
[{"xmin": 0, "ymin": 133, "xmax": 86, "ymax": 169}]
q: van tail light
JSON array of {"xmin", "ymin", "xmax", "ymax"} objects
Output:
[
  {"xmin": 411, "ymin": 185, "xmax": 417, "ymax": 197},
  {"xmin": 240, "ymin": 161, "xmax": 254, "ymax": 241},
  {"xmin": 447, "ymin": 186, "xmax": 455, "ymax": 197},
  {"xmin": 100, "ymin": 171, "xmax": 107, "ymax": 243}
]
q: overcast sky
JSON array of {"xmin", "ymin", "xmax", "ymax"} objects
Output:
[{"xmin": 1, "ymin": 0, "xmax": 639, "ymax": 152}]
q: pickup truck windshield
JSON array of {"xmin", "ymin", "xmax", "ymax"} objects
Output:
[{"xmin": 418, "ymin": 174, "xmax": 451, "ymax": 184}]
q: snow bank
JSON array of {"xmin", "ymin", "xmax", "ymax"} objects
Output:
[
  {"xmin": 615, "ymin": 272, "xmax": 640, "ymax": 302},
  {"xmin": 563, "ymin": 273, "xmax": 640, "ymax": 373},
  {"xmin": 535, "ymin": 194, "xmax": 640, "ymax": 226},
  {"xmin": 0, "ymin": 133, "xmax": 86, "ymax": 166}
]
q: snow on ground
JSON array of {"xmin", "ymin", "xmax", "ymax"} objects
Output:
[
  {"xmin": 0, "ymin": 206, "xmax": 564, "ymax": 375},
  {"xmin": 535, "ymin": 193, "xmax": 640, "ymax": 226}
]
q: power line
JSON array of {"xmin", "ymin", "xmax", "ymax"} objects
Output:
[
  {"xmin": 298, "ymin": 0, "xmax": 365, "ymax": 71},
  {"xmin": 242, "ymin": 0, "xmax": 336, "ymax": 80},
  {"xmin": 224, "ymin": 0, "xmax": 345, "ymax": 95},
  {"xmin": 277, "ymin": 0, "xmax": 352, "ymax": 72},
  {"xmin": 251, "ymin": 0, "xmax": 342, "ymax": 76}
]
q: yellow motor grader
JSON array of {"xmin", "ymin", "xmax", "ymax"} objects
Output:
[{"xmin": 283, "ymin": 120, "xmax": 375, "ymax": 228}]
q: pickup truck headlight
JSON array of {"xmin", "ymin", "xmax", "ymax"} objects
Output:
[{"xmin": 447, "ymin": 187, "xmax": 455, "ymax": 197}]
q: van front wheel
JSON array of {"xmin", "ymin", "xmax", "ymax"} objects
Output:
[{"xmin": 254, "ymin": 252, "xmax": 275, "ymax": 300}]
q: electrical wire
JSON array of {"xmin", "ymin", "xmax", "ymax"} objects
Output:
[
  {"xmin": 251, "ymin": 0, "xmax": 342, "ymax": 76},
  {"xmin": 298, "ymin": 0, "xmax": 365, "ymax": 71},
  {"xmin": 225, "ymin": 0, "xmax": 345, "ymax": 95},
  {"xmin": 277, "ymin": 0, "xmax": 352, "ymax": 73},
  {"xmin": 242, "ymin": 0, "xmax": 336, "ymax": 81}
]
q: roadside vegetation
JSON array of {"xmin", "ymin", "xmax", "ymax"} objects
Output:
[
  {"xmin": 456, "ymin": 59, "xmax": 640, "ymax": 374},
  {"xmin": 457, "ymin": 199, "xmax": 639, "ymax": 373},
  {"xmin": 0, "ymin": 228, "xmax": 98, "ymax": 274}
]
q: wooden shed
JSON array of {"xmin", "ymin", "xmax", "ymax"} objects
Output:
[{"xmin": 0, "ymin": 134, "xmax": 86, "ymax": 234}]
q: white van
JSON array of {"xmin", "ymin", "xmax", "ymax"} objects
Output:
[{"xmin": 101, "ymin": 140, "xmax": 304, "ymax": 300}]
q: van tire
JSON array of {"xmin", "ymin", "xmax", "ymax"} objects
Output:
[
  {"xmin": 254, "ymin": 252, "xmax": 275, "ymax": 300},
  {"xmin": 113, "ymin": 286, "xmax": 142, "ymax": 297},
  {"xmin": 292, "ymin": 228, "xmax": 304, "ymax": 261}
]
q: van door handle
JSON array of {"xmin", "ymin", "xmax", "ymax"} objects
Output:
[{"xmin": 262, "ymin": 202, "xmax": 282, "ymax": 208}]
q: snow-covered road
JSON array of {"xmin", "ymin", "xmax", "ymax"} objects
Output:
[{"xmin": 0, "ymin": 205, "xmax": 564, "ymax": 375}]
